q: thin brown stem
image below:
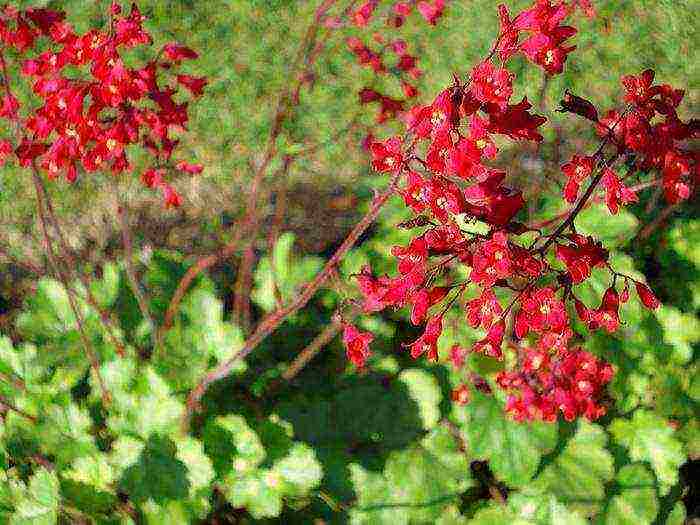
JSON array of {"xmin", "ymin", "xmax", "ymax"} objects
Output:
[
  {"xmin": 34, "ymin": 172, "xmax": 125, "ymax": 357},
  {"xmin": 182, "ymin": 170, "xmax": 403, "ymax": 430},
  {"xmin": 281, "ymin": 314, "xmax": 344, "ymax": 382},
  {"xmin": 116, "ymin": 200, "xmax": 156, "ymax": 348},
  {"xmin": 0, "ymin": 395, "xmax": 37, "ymax": 423},
  {"xmin": 31, "ymin": 171, "xmax": 110, "ymax": 404}
]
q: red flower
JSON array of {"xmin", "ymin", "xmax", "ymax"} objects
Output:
[
  {"xmin": 635, "ymin": 282, "xmax": 660, "ymax": 310},
  {"xmin": 370, "ymin": 136, "xmax": 403, "ymax": 172},
  {"xmin": 465, "ymin": 288, "xmax": 502, "ymax": 329},
  {"xmin": 471, "ymin": 231, "xmax": 512, "ymax": 287},
  {"xmin": 353, "ymin": 0, "xmax": 378, "ymax": 27},
  {"xmin": 175, "ymin": 160, "xmax": 203, "ymax": 174},
  {"xmin": 555, "ymin": 234, "xmax": 608, "ymax": 283},
  {"xmin": 401, "ymin": 81, "xmax": 418, "ymax": 98},
  {"xmin": 449, "ymin": 344, "xmax": 469, "ymax": 369},
  {"xmin": 342, "ymin": 323, "xmax": 374, "ymax": 368},
  {"xmin": 621, "ymin": 69, "xmax": 656, "ymax": 106},
  {"xmin": 601, "ymin": 168, "xmax": 638, "ymax": 214},
  {"xmin": 163, "ymin": 42, "xmax": 199, "ymax": 62},
  {"xmin": 514, "ymin": 287, "xmax": 568, "ymax": 338},
  {"xmin": 176, "ymin": 74, "xmax": 207, "ymax": 97},
  {"xmin": 470, "ymin": 60, "xmax": 514, "ymax": 110},
  {"xmin": 462, "ymin": 174, "xmax": 525, "ymax": 226},
  {"xmin": 0, "ymin": 94, "xmax": 20, "ymax": 119},
  {"xmin": 409, "ymin": 286, "xmax": 449, "ymax": 325},
  {"xmin": 473, "ymin": 320, "xmax": 505, "ymax": 359},
  {"xmin": 161, "ymin": 183, "xmax": 183, "ymax": 208},
  {"xmin": 520, "ymin": 30, "xmax": 576, "ymax": 75},
  {"xmin": 590, "ymin": 286, "xmax": 620, "ymax": 333},
  {"xmin": 487, "ymin": 97, "xmax": 547, "ymax": 142},
  {"xmin": 561, "ymin": 155, "xmax": 595, "ymax": 203},
  {"xmin": 451, "ymin": 384, "xmax": 471, "ymax": 405},
  {"xmin": 407, "ymin": 316, "xmax": 443, "ymax": 360},
  {"xmin": 417, "ymin": 0, "xmax": 445, "ymax": 25},
  {"xmin": 0, "ymin": 140, "xmax": 13, "ymax": 166},
  {"xmin": 355, "ymin": 265, "xmax": 395, "ymax": 313}
]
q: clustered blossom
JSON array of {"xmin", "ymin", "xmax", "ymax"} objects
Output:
[
  {"xmin": 497, "ymin": 346, "xmax": 613, "ymax": 421},
  {"xmin": 342, "ymin": 0, "xmax": 692, "ymax": 423},
  {"xmin": 346, "ymin": 1, "xmax": 449, "ymax": 129},
  {"xmin": 0, "ymin": 3, "xmax": 206, "ymax": 206}
]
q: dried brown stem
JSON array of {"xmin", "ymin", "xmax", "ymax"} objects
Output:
[
  {"xmin": 116, "ymin": 201, "xmax": 156, "ymax": 347},
  {"xmin": 0, "ymin": 395, "xmax": 37, "ymax": 423},
  {"xmin": 31, "ymin": 170, "xmax": 110, "ymax": 405},
  {"xmin": 281, "ymin": 314, "xmax": 344, "ymax": 382},
  {"xmin": 182, "ymin": 170, "xmax": 402, "ymax": 430}
]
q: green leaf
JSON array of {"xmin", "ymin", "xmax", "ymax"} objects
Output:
[
  {"xmin": 350, "ymin": 427, "xmax": 472, "ymax": 524},
  {"xmin": 603, "ymin": 464, "xmax": 658, "ymax": 525},
  {"xmin": 104, "ymin": 367, "xmax": 183, "ymax": 439},
  {"xmin": 118, "ymin": 434, "xmax": 191, "ymax": 505},
  {"xmin": 531, "ymin": 421, "xmax": 614, "ymax": 516},
  {"xmin": 251, "ymin": 233, "xmax": 323, "ymax": 312},
  {"xmin": 610, "ymin": 410, "xmax": 685, "ymax": 496},
  {"xmin": 10, "ymin": 468, "xmax": 59, "ymax": 525},
  {"xmin": 202, "ymin": 415, "xmax": 265, "ymax": 478},
  {"xmin": 507, "ymin": 493, "xmax": 587, "ymax": 524},
  {"xmin": 451, "ymin": 391, "xmax": 557, "ymax": 487},
  {"xmin": 223, "ymin": 471, "xmax": 283, "ymax": 519},
  {"xmin": 271, "ymin": 443, "xmax": 323, "ymax": 496},
  {"xmin": 34, "ymin": 401, "xmax": 97, "ymax": 468},
  {"xmin": 61, "ymin": 453, "xmax": 117, "ymax": 516},
  {"xmin": 576, "ymin": 205, "xmax": 638, "ymax": 248},
  {"xmin": 397, "ymin": 369, "xmax": 443, "ymax": 430},
  {"xmin": 654, "ymin": 306, "xmax": 700, "ymax": 364}
]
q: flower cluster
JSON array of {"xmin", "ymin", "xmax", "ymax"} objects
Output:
[
  {"xmin": 344, "ymin": 0, "xmax": 450, "ymax": 129},
  {"xmin": 0, "ymin": 3, "xmax": 206, "ymax": 206},
  {"xmin": 342, "ymin": 0, "xmax": 694, "ymax": 423},
  {"xmin": 497, "ymin": 345, "xmax": 613, "ymax": 421}
]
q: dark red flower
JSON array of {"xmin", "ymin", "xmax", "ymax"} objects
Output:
[
  {"xmin": 343, "ymin": 323, "xmax": 374, "ymax": 367},
  {"xmin": 465, "ymin": 288, "xmax": 502, "ymax": 329},
  {"xmin": 471, "ymin": 231, "xmax": 512, "ymax": 287},
  {"xmin": 635, "ymin": 282, "xmax": 660, "ymax": 310},
  {"xmin": 370, "ymin": 136, "xmax": 403, "ymax": 172},
  {"xmin": 470, "ymin": 60, "xmax": 514, "ymax": 110}
]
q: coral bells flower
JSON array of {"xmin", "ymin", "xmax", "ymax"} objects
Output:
[
  {"xmin": 590, "ymin": 286, "xmax": 620, "ymax": 333},
  {"xmin": 353, "ymin": 0, "xmax": 379, "ymax": 27},
  {"xmin": 342, "ymin": 323, "xmax": 374, "ymax": 368},
  {"xmin": 409, "ymin": 287, "xmax": 449, "ymax": 325},
  {"xmin": 561, "ymin": 155, "xmax": 595, "ymax": 203},
  {"xmin": 465, "ymin": 288, "xmax": 503, "ymax": 329},
  {"xmin": 473, "ymin": 320, "xmax": 506, "ymax": 359},
  {"xmin": 417, "ymin": 0, "xmax": 445, "ymax": 25},
  {"xmin": 407, "ymin": 316, "xmax": 443, "ymax": 360},
  {"xmin": 471, "ymin": 231, "xmax": 513, "ymax": 287},
  {"xmin": 449, "ymin": 344, "xmax": 469, "ymax": 369},
  {"xmin": 498, "ymin": 346, "xmax": 614, "ymax": 422},
  {"xmin": 462, "ymin": 174, "xmax": 525, "ymax": 226},
  {"xmin": 514, "ymin": 287, "xmax": 568, "ymax": 339},
  {"xmin": 451, "ymin": 384, "xmax": 471, "ymax": 405},
  {"xmin": 470, "ymin": 61, "xmax": 514, "ymax": 110},
  {"xmin": 555, "ymin": 234, "xmax": 608, "ymax": 283},
  {"xmin": 635, "ymin": 282, "xmax": 661, "ymax": 310},
  {"xmin": 370, "ymin": 136, "xmax": 403, "ymax": 172},
  {"xmin": 601, "ymin": 168, "xmax": 638, "ymax": 214},
  {"xmin": 162, "ymin": 42, "xmax": 199, "ymax": 62}
]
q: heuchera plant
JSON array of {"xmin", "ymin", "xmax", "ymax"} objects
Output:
[
  {"xmin": 342, "ymin": 0, "xmax": 698, "ymax": 423},
  {"xmin": 0, "ymin": 2, "xmax": 205, "ymax": 207}
]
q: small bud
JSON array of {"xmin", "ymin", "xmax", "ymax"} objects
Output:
[
  {"xmin": 557, "ymin": 89, "xmax": 599, "ymax": 122},
  {"xmin": 635, "ymin": 282, "xmax": 660, "ymax": 310}
]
